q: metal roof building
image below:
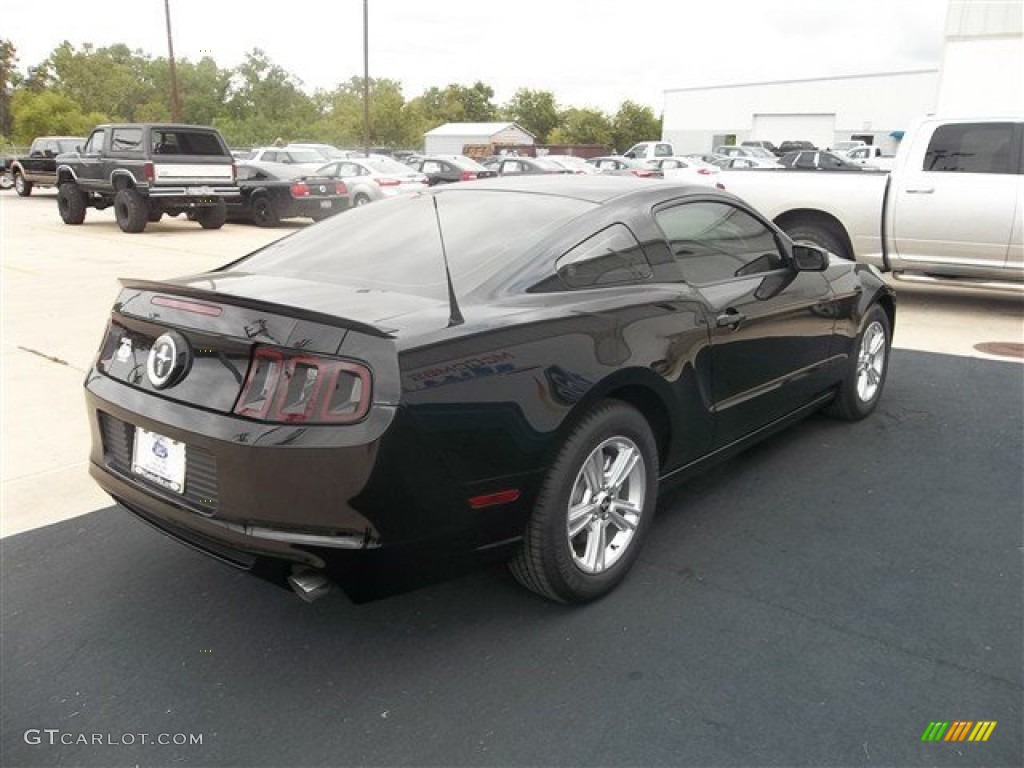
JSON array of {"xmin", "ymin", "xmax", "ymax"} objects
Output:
[{"xmin": 423, "ymin": 122, "xmax": 535, "ymax": 155}]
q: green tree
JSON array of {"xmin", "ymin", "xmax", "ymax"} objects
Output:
[
  {"xmin": 0, "ymin": 39, "xmax": 18, "ymax": 140},
  {"xmin": 224, "ymin": 48, "xmax": 317, "ymax": 143},
  {"xmin": 408, "ymin": 81, "xmax": 497, "ymax": 127},
  {"xmin": 311, "ymin": 77, "xmax": 421, "ymax": 148},
  {"xmin": 10, "ymin": 89, "xmax": 106, "ymax": 144},
  {"xmin": 502, "ymin": 88, "xmax": 559, "ymax": 143},
  {"xmin": 46, "ymin": 42, "xmax": 157, "ymax": 121},
  {"xmin": 611, "ymin": 101, "xmax": 662, "ymax": 152},
  {"xmin": 549, "ymin": 107, "xmax": 613, "ymax": 147}
]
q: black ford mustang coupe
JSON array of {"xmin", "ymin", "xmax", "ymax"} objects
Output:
[{"xmin": 85, "ymin": 176, "xmax": 894, "ymax": 603}]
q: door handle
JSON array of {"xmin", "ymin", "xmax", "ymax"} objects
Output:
[
  {"xmin": 716, "ymin": 310, "xmax": 746, "ymax": 328},
  {"xmin": 905, "ymin": 187, "xmax": 934, "ymax": 194}
]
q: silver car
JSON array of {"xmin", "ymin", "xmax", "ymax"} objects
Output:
[{"xmin": 315, "ymin": 157, "xmax": 428, "ymax": 206}]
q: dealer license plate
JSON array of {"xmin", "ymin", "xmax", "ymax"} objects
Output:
[
  {"xmin": 186, "ymin": 185, "xmax": 214, "ymax": 196},
  {"xmin": 131, "ymin": 428, "xmax": 186, "ymax": 493},
  {"xmin": 320, "ymin": 200, "xmax": 333, "ymax": 209}
]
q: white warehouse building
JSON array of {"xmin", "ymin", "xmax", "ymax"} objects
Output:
[
  {"xmin": 423, "ymin": 122, "xmax": 534, "ymax": 155},
  {"xmin": 662, "ymin": 0, "xmax": 1023, "ymax": 155},
  {"xmin": 662, "ymin": 70, "xmax": 938, "ymax": 155}
]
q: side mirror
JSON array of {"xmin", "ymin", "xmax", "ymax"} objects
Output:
[{"xmin": 791, "ymin": 244, "xmax": 830, "ymax": 271}]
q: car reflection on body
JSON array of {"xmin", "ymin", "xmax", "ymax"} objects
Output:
[{"xmin": 85, "ymin": 175, "xmax": 895, "ymax": 604}]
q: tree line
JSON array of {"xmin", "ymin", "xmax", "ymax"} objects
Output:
[{"xmin": 0, "ymin": 40, "xmax": 662, "ymax": 151}]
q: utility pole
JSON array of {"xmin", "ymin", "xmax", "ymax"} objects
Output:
[
  {"xmin": 164, "ymin": 0, "xmax": 181, "ymax": 121},
  {"xmin": 363, "ymin": 0, "xmax": 370, "ymax": 156}
]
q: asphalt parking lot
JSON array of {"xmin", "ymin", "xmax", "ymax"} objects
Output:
[{"xmin": 2, "ymin": 188, "xmax": 1023, "ymax": 767}]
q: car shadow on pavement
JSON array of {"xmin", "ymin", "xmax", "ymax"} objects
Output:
[{"xmin": 3, "ymin": 349, "xmax": 1021, "ymax": 768}]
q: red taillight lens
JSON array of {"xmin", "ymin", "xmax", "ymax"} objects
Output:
[
  {"xmin": 234, "ymin": 347, "xmax": 372, "ymax": 424},
  {"xmin": 143, "ymin": 162, "xmax": 155, "ymax": 182},
  {"xmin": 459, "ymin": 170, "xmax": 477, "ymax": 181},
  {"xmin": 631, "ymin": 169, "xmax": 657, "ymax": 177},
  {"xmin": 334, "ymin": 181, "xmax": 348, "ymax": 195},
  {"xmin": 375, "ymin": 178, "xmax": 400, "ymax": 187},
  {"xmin": 290, "ymin": 182, "xmax": 310, "ymax": 197},
  {"xmin": 697, "ymin": 167, "xmax": 712, "ymax": 175}
]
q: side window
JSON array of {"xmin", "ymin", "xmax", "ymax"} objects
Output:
[
  {"xmin": 84, "ymin": 129, "xmax": 105, "ymax": 155},
  {"xmin": 263, "ymin": 151, "xmax": 279, "ymax": 162},
  {"xmin": 422, "ymin": 160, "xmax": 442, "ymax": 174},
  {"xmin": 110, "ymin": 128, "xmax": 143, "ymax": 153},
  {"xmin": 656, "ymin": 144, "xmax": 672, "ymax": 157},
  {"xmin": 923, "ymin": 122, "xmax": 1015, "ymax": 174},
  {"xmin": 654, "ymin": 201, "xmax": 786, "ymax": 285},
  {"xmin": 796, "ymin": 152, "xmax": 816, "ymax": 169},
  {"xmin": 552, "ymin": 224, "xmax": 653, "ymax": 289}
]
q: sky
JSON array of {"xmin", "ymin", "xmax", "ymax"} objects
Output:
[{"xmin": 4, "ymin": 0, "xmax": 951, "ymax": 113}]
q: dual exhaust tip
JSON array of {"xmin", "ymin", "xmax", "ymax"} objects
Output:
[{"xmin": 287, "ymin": 567, "xmax": 331, "ymax": 603}]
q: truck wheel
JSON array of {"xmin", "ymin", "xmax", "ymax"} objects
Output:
[
  {"xmin": 57, "ymin": 183, "xmax": 88, "ymax": 225},
  {"xmin": 14, "ymin": 172, "xmax": 33, "ymax": 197},
  {"xmin": 509, "ymin": 401, "xmax": 659, "ymax": 603},
  {"xmin": 785, "ymin": 221, "xmax": 850, "ymax": 261},
  {"xmin": 114, "ymin": 188, "xmax": 147, "ymax": 233},
  {"xmin": 195, "ymin": 199, "xmax": 227, "ymax": 229},
  {"xmin": 828, "ymin": 304, "xmax": 891, "ymax": 421},
  {"xmin": 250, "ymin": 195, "xmax": 280, "ymax": 227},
  {"xmin": 147, "ymin": 206, "xmax": 164, "ymax": 223}
]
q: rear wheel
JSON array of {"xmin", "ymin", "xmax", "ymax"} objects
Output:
[
  {"xmin": 195, "ymin": 199, "xmax": 227, "ymax": 229},
  {"xmin": 829, "ymin": 304, "xmax": 891, "ymax": 421},
  {"xmin": 114, "ymin": 188, "xmax": 147, "ymax": 233},
  {"xmin": 250, "ymin": 195, "xmax": 279, "ymax": 227},
  {"xmin": 785, "ymin": 220, "xmax": 850, "ymax": 261},
  {"xmin": 14, "ymin": 172, "xmax": 32, "ymax": 196},
  {"xmin": 147, "ymin": 206, "xmax": 164, "ymax": 223},
  {"xmin": 57, "ymin": 183, "xmax": 88, "ymax": 225},
  {"xmin": 353, "ymin": 193, "xmax": 371, "ymax": 207},
  {"xmin": 510, "ymin": 401, "xmax": 658, "ymax": 603}
]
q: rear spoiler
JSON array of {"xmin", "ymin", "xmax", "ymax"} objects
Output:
[{"xmin": 117, "ymin": 278, "xmax": 395, "ymax": 339}]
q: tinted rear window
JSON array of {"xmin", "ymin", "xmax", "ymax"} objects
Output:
[
  {"xmin": 231, "ymin": 190, "xmax": 593, "ymax": 299},
  {"xmin": 923, "ymin": 122, "xmax": 1016, "ymax": 174},
  {"xmin": 151, "ymin": 129, "xmax": 228, "ymax": 156}
]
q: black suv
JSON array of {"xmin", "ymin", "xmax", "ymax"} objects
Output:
[{"xmin": 55, "ymin": 124, "xmax": 239, "ymax": 233}]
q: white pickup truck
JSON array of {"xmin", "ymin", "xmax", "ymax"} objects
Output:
[{"xmin": 722, "ymin": 116, "xmax": 1023, "ymax": 291}]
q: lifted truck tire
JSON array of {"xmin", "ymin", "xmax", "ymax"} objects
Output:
[
  {"xmin": 114, "ymin": 188, "xmax": 148, "ymax": 233},
  {"xmin": 195, "ymin": 199, "xmax": 227, "ymax": 229},
  {"xmin": 57, "ymin": 183, "xmax": 88, "ymax": 225}
]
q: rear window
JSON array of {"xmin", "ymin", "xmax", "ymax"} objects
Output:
[
  {"xmin": 231, "ymin": 190, "xmax": 593, "ymax": 299},
  {"xmin": 151, "ymin": 129, "xmax": 228, "ymax": 157},
  {"xmin": 923, "ymin": 122, "xmax": 1016, "ymax": 174}
]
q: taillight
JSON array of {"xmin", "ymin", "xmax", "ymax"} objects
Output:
[
  {"xmin": 334, "ymin": 181, "xmax": 348, "ymax": 195},
  {"xmin": 143, "ymin": 162, "xmax": 155, "ymax": 183},
  {"xmin": 290, "ymin": 182, "xmax": 310, "ymax": 197},
  {"xmin": 697, "ymin": 167, "xmax": 712, "ymax": 175},
  {"xmin": 631, "ymin": 169, "xmax": 657, "ymax": 178},
  {"xmin": 234, "ymin": 347, "xmax": 372, "ymax": 424},
  {"xmin": 459, "ymin": 170, "xmax": 477, "ymax": 181},
  {"xmin": 375, "ymin": 178, "xmax": 400, "ymax": 187},
  {"xmin": 231, "ymin": 163, "xmax": 237, "ymax": 182}
]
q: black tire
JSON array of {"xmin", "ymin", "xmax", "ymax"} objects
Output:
[
  {"xmin": 785, "ymin": 220, "xmax": 850, "ymax": 261},
  {"xmin": 828, "ymin": 304, "xmax": 891, "ymax": 421},
  {"xmin": 114, "ymin": 188, "xmax": 147, "ymax": 233},
  {"xmin": 250, "ymin": 195, "xmax": 280, "ymax": 227},
  {"xmin": 57, "ymin": 183, "xmax": 87, "ymax": 225},
  {"xmin": 353, "ymin": 193, "xmax": 371, "ymax": 207},
  {"xmin": 509, "ymin": 400, "xmax": 659, "ymax": 603},
  {"xmin": 147, "ymin": 207, "xmax": 164, "ymax": 223},
  {"xmin": 14, "ymin": 172, "xmax": 33, "ymax": 196},
  {"xmin": 195, "ymin": 199, "xmax": 227, "ymax": 229}
]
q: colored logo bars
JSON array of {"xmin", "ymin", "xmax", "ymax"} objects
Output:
[{"xmin": 921, "ymin": 721, "xmax": 997, "ymax": 742}]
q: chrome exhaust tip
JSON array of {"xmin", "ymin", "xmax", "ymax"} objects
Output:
[{"xmin": 287, "ymin": 567, "xmax": 332, "ymax": 603}]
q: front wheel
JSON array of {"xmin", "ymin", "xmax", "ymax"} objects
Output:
[
  {"xmin": 14, "ymin": 172, "xmax": 32, "ymax": 196},
  {"xmin": 57, "ymin": 183, "xmax": 88, "ymax": 225},
  {"xmin": 195, "ymin": 199, "xmax": 227, "ymax": 229},
  {"xmin": 509, "ymin": 401, "xmax": 659, "ymax": 603},
  {"xmin": 829, "ymin": 304, "xmax": 891, "ymax": 421}
]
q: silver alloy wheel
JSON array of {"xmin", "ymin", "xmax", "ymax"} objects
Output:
[
  {"xmin": 856, "ymin": 320, "xmax": 886, "ymax": 402},
  {"xmin": 566, "ymin": 436, "xmax": 646, "ymax": 574}
]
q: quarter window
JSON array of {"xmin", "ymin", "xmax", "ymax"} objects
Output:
[
  {"xmin": 654, "ymin": 201, "xmax": 786, "ymax": 285},
  {"xmin": 111, "ymin": 128, "xmax": 144, "ymax": 153},
  {"xmin": 555, "ymin": 224, "xmax": 652, "ymax": 289},
  {"xmin": 84, "ymin": 129, "xmax": 105, "ymax": 155},
  {"xmin": 923, "ymin": 122, "xmax": 1015, "ymax": 174}
]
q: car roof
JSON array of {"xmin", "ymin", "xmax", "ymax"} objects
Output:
[{"xmin": 433, "ymin": 173, "xmax": 685, "ymax": 204}]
